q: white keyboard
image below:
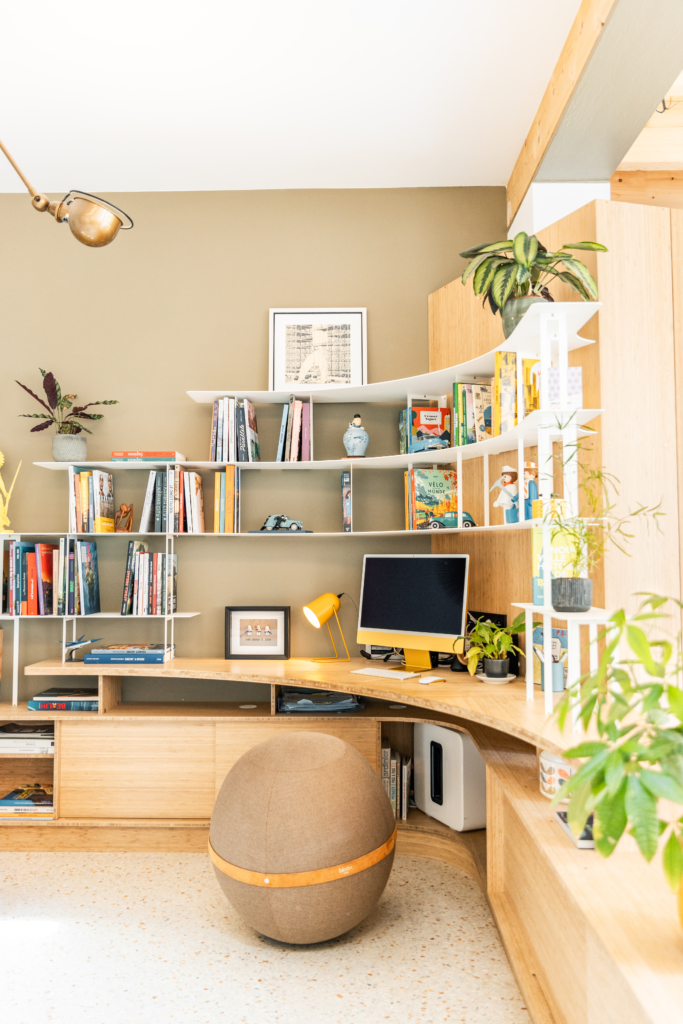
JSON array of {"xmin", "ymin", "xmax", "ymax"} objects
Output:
[{"xmin": 352, "ymin": 667, "xmax": 421, "ymax": 681}]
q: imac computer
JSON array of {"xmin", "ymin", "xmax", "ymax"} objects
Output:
[{"xmin": 357, "ymin": 554, "xmax": 469, "ymax": 671}]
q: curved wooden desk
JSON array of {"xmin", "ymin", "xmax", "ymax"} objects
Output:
[{"xmin": 3, "ymin": 657, "xmax": 682, "ymax": 1023}]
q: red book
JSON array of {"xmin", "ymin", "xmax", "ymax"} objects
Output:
[
  {"xmin": 152, "ymin": 553, "xmax": 158, "ymax": 616},
  {"xmin": 37, "ymin": 544, "xmax": 58, "ymax": 616},
  {"xmin": 26, "ymin": 552, "xmax": 39, "ymax": 615}
]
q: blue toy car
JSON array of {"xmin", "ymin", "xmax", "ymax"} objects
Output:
[
  {"xmin": 424, "ymin": 511, "xmax": 476, "ymax": 530},
  {"xmin": 260, "ymin": 514, "xmax": 304, "ymax": 532}
]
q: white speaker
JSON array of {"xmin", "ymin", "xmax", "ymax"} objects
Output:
[{"xmin": 413, "ymin": 723, "xmax": 486, "ymax": 831}]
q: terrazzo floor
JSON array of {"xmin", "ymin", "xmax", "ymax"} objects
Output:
[{"xmin": 1, "ymin": 852, "xmax": 529, "ymax": 1024}]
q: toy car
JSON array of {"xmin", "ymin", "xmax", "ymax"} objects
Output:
[
  {"xmin": 260, "ymin": 514, "xmax": 304, "ymax": 532},
  {"xmin": 424, "ymin": 511, "xmax": 476, "ymax": 529}
]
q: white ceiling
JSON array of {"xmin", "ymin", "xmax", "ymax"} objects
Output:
[{"xmin": 0, "ymin": 0, "xmax": 581, "ymax": 194}]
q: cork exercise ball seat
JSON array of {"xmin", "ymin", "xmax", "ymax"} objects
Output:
[{"xmin": 209, "ymin": 731, "xmax": 396, "ymax": 944}]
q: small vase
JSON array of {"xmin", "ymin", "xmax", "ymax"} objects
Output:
[
  {"xmin": 484, "ymin": 657, "xmax": 509, "ymax": 679},
  {"xmin": 551, "ymin": 578, "xmax": 593, "ymax": 614},
  {"xmin": 52, "ymin": 433, "xmax": 88, "ymax": 463},
  {"xmin": 502, "ymin": 295, "xmax": 549, "ymax": 339},
  {"xmin": 343, "ymin": 414, "xmax": 369, "ymax": 458}
]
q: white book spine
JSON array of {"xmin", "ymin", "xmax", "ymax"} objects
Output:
[
  {"xmin": 166, "ymin": 467, "xmax": 174, "ymax": 534},
  {"xmin": 229, "ymin": 398, "xmax": 236, "ymax": 463},
  {"xmin": 139, "ymin": 471, "xmax": 157, "ymax": 533}
]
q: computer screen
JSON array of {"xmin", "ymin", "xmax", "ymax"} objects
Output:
[{"xmin": 358, "ymin": 554, "xmax": 469, "ymax": 639}]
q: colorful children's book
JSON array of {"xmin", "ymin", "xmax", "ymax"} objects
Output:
[
  {"xmin": 92, "ymin": 470, "xmax": 115, "ymax": 532},
  {"xmin": 463, "ymin": 384, "xmax": 476, "ymax": 443},
  {"xmin": 408, "ymin": 396, "xmax": 451, "ymax": 452},
  {"xmin": 77, "ymin": 541, "xmax": 101, "ymax": 615},
  {"xmin": 472, "ymin": 384, "xmax": 493, "ymax": 441},
  {"xmin": 244, "ymin": 399, "xmax": 261, "ymax": 461},
  {"xmin": 493, "ymin": 352, "xmax": 516, "ymax": 436},
  {"xmin": 532, "ymin": 625, "xmax": 568, "ymax": 685},
  {"xmin": 409, "ymin": 468, "xmax": 458, "ymax": 530},
  {"xmin": 523, "ymin": 359, "xmax": 540, "ymax": 416}
]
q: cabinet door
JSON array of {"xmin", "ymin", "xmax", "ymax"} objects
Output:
[
  {"xmin": 215, "ymin": 720, "xmax": 379, "ymax": 796},
  {"xmin": 59, "ymin": 721, "xmax": 216, "ymax": 819}
]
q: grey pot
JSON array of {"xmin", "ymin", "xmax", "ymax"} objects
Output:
[
  {"xmin": 502, "ymin": 295, "xmax": 549, "ymax": 339},
  {"xmin": 484, "ymin": 657, "xmax": 510, "ymax": 679},
  {"xmin": 52, "ymin": 433, "xmax": 88, "ymax": 462},
  {"xmin": 551, "ymin": 577, "xmax": 593, "ymax": 614}
]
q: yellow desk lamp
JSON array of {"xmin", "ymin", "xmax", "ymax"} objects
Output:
[{"xmin": 303, "ymin": 592, "xmax": 350, "ymax": 663}]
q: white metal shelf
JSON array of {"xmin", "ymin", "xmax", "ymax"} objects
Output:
[
  {"xmin": 186, "ymin": 302, "xmax": 600, "ymax": 405},
  {"xmin": 0, "ymin": 612, "xmax": 199, "ymax": 621},
  {"xmin": 33, "ymin": 408, "xmax": 602, "ymax": 474}
]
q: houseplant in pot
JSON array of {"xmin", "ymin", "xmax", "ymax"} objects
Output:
[
  {"xmin": 553, "ymin": 594, "xmax": 683, "ymax": 928},
  {"xmin": 463, "ymin": 612, "xmax": 535, "ymax": 680},
  {"xmin": 547, "ymin": 461, "xmax": 662, "ymax": 613},
  {"xmin": 459, "ymin": 232, "xmax": 607, "ymax": 338},
  {"xmin": 16, "ymin": 369, "xmax": 118, "ymax": 462}
]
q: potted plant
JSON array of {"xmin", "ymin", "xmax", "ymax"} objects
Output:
[
  {"xmin": 546, "ymin": 461, "xmax": 662, "ymax": 613},
  {"xmin": 553, "ymin": 594, "xmax": 683, "ymax": 928},
  {"xmin": 462, "ymin": 612, "xmax": 535, "ymax": 680},
  {"xmin": 16, "ymin": 369, "xmax": 118, "ymax": 462},
  {"xmin": 459, "ymin": 232, "xmax": 607, "ymax": 338}
]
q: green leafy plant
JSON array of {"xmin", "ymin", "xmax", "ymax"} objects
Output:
[
  {"xmin": 547, "ymin": 459, "xmax": 663, "ymax": 578},
  {"xmin": 16, "ymin": 369, "xmax": 118, "ymax": 435},
  {"xmin": 553, "ymin": 594, "xmax": 683, "ymax": 892},
  {"xmin": 459, "ymin": 232, "xmax": 607, "ymax": 316},
  {"xmin": 462, "ymin": 612, "xmax": 536, "ymax": 676}
]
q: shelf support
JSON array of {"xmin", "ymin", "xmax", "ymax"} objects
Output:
[
  {"xmin": 12, "ymin": 616, "xmax": 20, "ymax": 707},
  {"xmin": 456, "ymin": 448, "xmax": 463, "ymax": 529},
  {"xmin": 525, "ymin": 606, "xmax": 534, "ymax": 701}
]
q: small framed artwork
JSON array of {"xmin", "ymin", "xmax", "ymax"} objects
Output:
[
  {"xmin": 225, "ymin": 606, "xmax": 290, "ymax": 660},
  {"xmin": 269, "ymin": 308, "xmax": 367, "ymax": 391}
]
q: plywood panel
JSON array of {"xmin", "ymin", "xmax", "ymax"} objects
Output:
[
  {"xmin": 428, "ymin": 275, "xmax": 504, "ymax": 370},
  {"xmin": 59, "ymin": 721, "xmax": 216, "ymax": 819},
  {"xmin": 671, "ymin": 210, "xmax": 683, "ymax": 620},
  {"xmin": 214, "ymin": 719, "xmax": 379, "ymax": 795},
  {"xmin": 611, "ymin": 170, "xmax": 683, "ymax": 209}
]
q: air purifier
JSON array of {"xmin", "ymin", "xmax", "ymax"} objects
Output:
[{"xmin": 413, "ymin": 723, "xmax": 486, "ymax": 831}]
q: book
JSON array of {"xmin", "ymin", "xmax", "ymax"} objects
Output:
[
  {"xmin": 284, "ymin": 395, "xmax": 295, "ymax": 461},
  {"xmin": 216, "ymin": 398, "xmax": 225, "ymax": 462},
  {"xmin": 154, "ymin": 470, "xmax": 163, "ymax": 532},
  {"xmin": 399, "ymin": 408, "xmax": 408, "ymax": 453},
  {"xmin": 532, "ymin": 625, "xmax": 568, "ymax": 685},
  {"xmin": 214, "ymin": 472, "xmax": 221, "ymax": 532},
  {"xmin": 409, "ymin": 468, "xmax": 458, "ymax": 530},
  {"xmin": 276, "ymin": 403, "xmax": 289, "ymax": 461},
  {"xmin": 401, "ymin": 755, "xmax": 412, "ymax": 821},
  {"xmin": 390, "ymin": 751, "xmax": 398, "ymax": 816},
  {"xmin": 341, "ymin": 471, "xmax": 352, "ymax": 532},
  {"xmin": 228, "ymin": 397, "xmax": 236, "ymax": 463},
  {"xmin": 523, "ymin": 358, "xmax": 540, "ymax": 416},
  {"xmin": 244, "ymin": 399, "xmax": 261, "ymax": 461},
  {"xmin": 0, "ymin": 783, "xmax": 53, "ymax": 815},
  {"xmin": 36, "ymin": 543, "xmax": 58, "ymax": 615},
  {"xmin": 463, "ymin": 384, "xmax": 476, "ymax": 443},
  {"xmin": 90, "ymin": 470, "xmax": 114, "ymax": 532},
  {"xmin": 57, "ymin": 537, "xmax": 66, "ymax": 616},
  {"xmin": 0, "ymin": 739, "xmax": 54, "ymax": 753},
  {"xmin": 236, "ymin": 403, "xmax": 248, "ymax": 462},
  {"xmin": 472, "ymin": 383, "xmax": 493, "ymax": 441},
  {"xmin": 52, "ymin": 548, "xmax": 59, "ymax": 614},
  {"xmin": 225, "ymin": 465, "xmax": 235, "ymax": 533},
  {"xmin": 531, "ymin": 527, "xmax": 586, "ymax": 605},
  {"xmin": 192, "ymin": 473, "xmax": 205, "ymax": 533},
  {"xmin": 85, "ymin": 643, "xmax": 175, "ymax": 664},
  {"xmin": 301, "ymin": 402, "xmax": 310, "ymax": 461},
  {"xmin": 110, "ymin": 451, "xmax": 186, "ymax": 461},
  {"xmin": 544, "ymin": 366, "xmax": 583, "ymax": 410},
  {"xmin": 220, "ymin": 471, "xmax": 226, "ymax": 533},
  {"xmin": 32, "ymin": 687, "xmax": 98, "ymax": 700},
  {"xmin": 210, "ymin": 400, "xmax": 219, "ymax": 461},
  {"xmin": 139, "ymin": 471, "xmax": 157, "ymax": 532},
  {"xmin": 408, "ymin": 395, "xmax": 451, "ymax": 453},
  {"xmin": 174, "ymin": 465, "xmax": 181, "ymax": 531},
  {"xmin": 381, "ymin": 739, "xmax": 391, "ymax": 803},
  {"xmin": 28, "ymin": 700, "xmax": 98, "ymax": 712},
  {"xmin": 76, "ymin": 541, "xmax": 101, "ymax": 615},
  {"xmin": 493, "ymin": 352, "xmax": 517, "ymax": 436},
  {"xmin": 26, "ymin": 550, "xmax": 38, "ymax": 615},
  {"xmin": 121, "ymin": 540, "xmax": 147, "ymax": 614},
  {"xmin": 289, "ymin": 400, "xmax": 303, "ymax": 461}
]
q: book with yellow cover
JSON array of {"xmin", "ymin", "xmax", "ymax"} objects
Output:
[
  {"xmin": 493, "ymin": 352, "xmax": 516, "ymax": 436},
  {"xmin": 523, "ymin": 359, "xmax": 540, "ymax": 417}
]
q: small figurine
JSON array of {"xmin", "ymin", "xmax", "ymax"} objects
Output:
[
  {"xmin": 523, "ymin": 462, "xmax": 538, "ymax": 520},
  {"xmin": 0, "ymin": 451, "xmax": 22, "ymax": 534},
  {"xmin": 115, "ymin": 502, "xmax": 134, "ymax": 532},
  {"xmin": 343, "ymin": 413, "xmax": 369, "ymax": 458},
  {"xmin": 490, "ymin": 465, "xmax": 519, "ymax": 523}
]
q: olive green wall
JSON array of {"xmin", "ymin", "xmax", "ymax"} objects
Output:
[{"xmin": 0, "ymin": 186, "xmax": 506, "ymax": 701}]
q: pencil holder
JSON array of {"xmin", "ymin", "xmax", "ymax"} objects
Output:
[{"xmin": 541, "ymin": 660, "xmax": 565, "ymax": 692}]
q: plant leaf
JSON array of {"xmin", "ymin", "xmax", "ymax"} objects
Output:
[
  {"xmin": 604, "ymin": 750, "xmax": 625, "ymax": 796},
  {"xmin": 566, "ymin": 778, "xmax": 593, "ymax": 836},
  {"xmin": 15, "ymin": 380, "xmax": 52, "ymax": 414},
  {"xmin": 555, "ymin": 270, "xmax": 592, "ymax": 301},
  {"xmin": 512, "ymin": 231, "xmax": 538, "ymax": 269},
  {"xmin": 593, "ymin": 780, "xmax": 628, "ymax": 856},
  {"xmin": 561, "ymin": 241, "xmax": 608, "ymax": 252},
  {"xmin": 560, "ymin": 257, "xmax": 598, "ymax": 300},
  {"xmin": 461, "ymin": 252, "xmax": 491, "ymax": 286},
  {"xmin": 668, "ymin": 686, "xmax": 683, "ymax": 722},
  {"xmin": 491, "ymin": 264, "xmax": 519, "ymax": 309},
  {"xmin": 473, "ymin": 257, "xmax": 506, "ymax": 296},
  {"xmin": 30, "ymin": 420, "xmax": 53, "ymax": 432},
  {"xmin": 42, "ymin": 371, "xmax": 59, "ymax": 410},
  {"xmin": 639, "ymin": 769, "xmax": 683, "ymax": 805},
  {"xmin": 626, "ymin": 625, "xmax": 663, "ymax": 676},
  {"xmin": 625, "ymin": 775, "xmax": 659, "ymax": 861},
  {"xmin": 662, "ymin": 831, "xmax": 683, "ymax": 891},
  {"xmin": 563, "ymin": 741, "xmax": 608, "ymax": 758},
  {"xmin": 459, "ymin": 240, "xmax": 513, "ymax": 259}
]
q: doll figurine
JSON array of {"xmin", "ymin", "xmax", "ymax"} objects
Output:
[
  {"xmin": 490, "ymin": 466, "xmax": 519, "ymax": 524},
  {"xmin": 523, "ymin": 462, "xmax": 538, "ymax": 520}
]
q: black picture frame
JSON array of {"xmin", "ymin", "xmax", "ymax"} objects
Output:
[{"xmin": 225, "ymin": 606, "xmax": 291, "ymax": 660}]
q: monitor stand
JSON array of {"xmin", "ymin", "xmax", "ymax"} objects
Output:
[{"xmin": 396, "ymin": 649, "xmax": 433, "ymax": 672}]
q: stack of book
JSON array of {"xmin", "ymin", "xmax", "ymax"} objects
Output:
[
  {"xmin": 404, "ymin": 468, "xmax": 458, "ymax": 530},
  {"xmin": 210, "ymin": 399, "xmax": 260, "ymax": 462},
  {"xmin": 5, "ymin": 539, "xmax": 100, "ymax": 616},
  {"xmin": 84, "ymin": 643, "xmax": 175, "ymax": 664},
  {"xmin": 120, "ymin": 541, "xmax": 177, "ymax": 616},
  {"xmin": 110, "ymin": 451, "xmax": 185, "ymax": 463},
  {"xmin": 399, "ymin": 396, "xmax": 451, "ymax": 454},
  {"xmin": 453, "ymin": 381, "xmax": 493, "ymax": 444},
  {"xmin": 68, "ymin": 468, "xmax": 115, "ymax": 532},
  {"xmin": 29, "ymin": 687, "xmax": 98, "ymax": 712},
  {"xmin": 0, "ymin": 723, "xmax": 54, "ymax": 753},
  {"xmin": 139, "ymin": 468, "xmax": 205, "ymax": 533},
  {"xmin": 0, "ymin": 783, "xmax": 54, "ymax": 819},
  {"xmin": 212, "ymin": 465, "xmax": 240, "ymax": 533},
  {"xmin": 381, "ymin": 740, "xmax": 412, "ymax": 820},
  {"xmin": 275, "ymin": 397, "xmax": 311, "ymax": 461}
]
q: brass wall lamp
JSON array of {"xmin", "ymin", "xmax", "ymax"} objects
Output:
[{"xmin": 0, "ymin": 136, "xmax": 133, "ymax": 247}]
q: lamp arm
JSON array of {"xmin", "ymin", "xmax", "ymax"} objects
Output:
[{"xmin": 0, "ymin": 136, "xmax": 64, "ymax": 217}]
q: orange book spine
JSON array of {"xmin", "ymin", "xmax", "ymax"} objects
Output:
[
  {"xmin": 214, "ymin": 472, "xmax": 221, "ymax": 533},
  {"xmin": 26, "ymin": 552, "xmax": 38, "ymax": 615}
]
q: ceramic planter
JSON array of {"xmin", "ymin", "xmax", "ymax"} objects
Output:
[
  {"xmin": 52, "ymin": 433, "xmax": 88, "ymax": 462},
  {"xmin": 484, "ymin": 657, "xmax": 509, "ymax": 679},
  {"xmin": 551, "ymin": 578, "xmax": 593, "ymax": 614},
  {"xmin": 502, "ymin": 295, "xmax": 549, "ymax": 338}
]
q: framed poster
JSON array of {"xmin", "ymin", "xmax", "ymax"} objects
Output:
[
  {"xmin": 225, "ymin": 606, "xmax": 290, "ymax": 660},
  {"xmin": 269, "ymin": 308, "xmax": 367, "ymax": 392}
]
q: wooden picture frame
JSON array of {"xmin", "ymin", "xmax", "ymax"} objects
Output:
[
  {"xmin": 269, "ymin": 308, "xmax": 367, "ymax": 391},
  {"xmin": 225, "ymin": 606, "xmax": 290, "ymax": 660}
]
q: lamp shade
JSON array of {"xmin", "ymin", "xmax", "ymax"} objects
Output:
[
  {"xmin": 303, "ymin": 593, "xmax": 340, "ymax": 629},
  {"xmin": 61, "ymin": 191, "xmax": 134, "ymax": 248}
]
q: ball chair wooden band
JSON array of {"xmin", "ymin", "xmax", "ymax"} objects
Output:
[{"xmin": 208, "ymin": 825, "xmax": 397, "ymax": 889}]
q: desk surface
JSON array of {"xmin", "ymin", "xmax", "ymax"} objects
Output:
[{"xmin": 23, "ymin": 656, "xmax": 570, "ymax": 752}]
